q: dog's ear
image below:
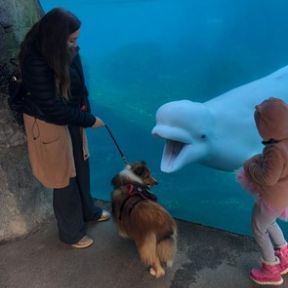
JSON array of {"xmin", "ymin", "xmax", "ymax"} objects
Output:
[
  {"xmin": 134, "ymin": 165, "xmax": 146, "ymax": 177},
  {"xmin": 111, "ymin": 175, "xmax": 121, "ymax": 188}
]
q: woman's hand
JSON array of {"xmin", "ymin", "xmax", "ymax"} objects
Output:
[{"xmin": 92, "ymin": 117, "xmax": 105, "ymax": 128}]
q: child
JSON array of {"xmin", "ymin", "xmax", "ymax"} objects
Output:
[{"xmin": 237, "ymin": 97, "xmax": 288, "ymax": 286}]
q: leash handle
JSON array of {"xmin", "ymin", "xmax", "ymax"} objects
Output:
[{"xmin": 105, "ymin": 124, "xmax": 129, "ymax": 166}]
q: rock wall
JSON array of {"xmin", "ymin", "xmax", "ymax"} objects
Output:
[{"xmin": 0, "ymin": 0, "xmax": 52, "ymax": 243}]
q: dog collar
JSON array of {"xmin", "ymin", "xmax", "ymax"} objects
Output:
[
  {"xmin": 125, "ymin": 184, "xmax": 157, "ymax": 202},
  {"xmin": 118, "ymin": 184, "xmax": 157, "ymax": 221}
]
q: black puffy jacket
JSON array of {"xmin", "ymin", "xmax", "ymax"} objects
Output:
[{"xmin": 21, "ymin": 47, "xmax": 96, "ymax": 128}]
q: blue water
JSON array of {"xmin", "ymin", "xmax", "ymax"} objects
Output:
[{"xmin": 40, "ymin": 0, "xmax": 288, "ymax": 236}]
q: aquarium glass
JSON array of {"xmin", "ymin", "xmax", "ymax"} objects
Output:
[{"xmin": 40, "ymin": 0, "xmax": 288, "ymax": 236}]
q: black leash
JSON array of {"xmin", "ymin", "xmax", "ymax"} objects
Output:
[{"xmin": 105, "ymin": 124, "xmax": 129, "ymax": 166}]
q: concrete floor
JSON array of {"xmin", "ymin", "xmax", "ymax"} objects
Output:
[{"xmin": 1, "ymin": 202, "xmax": 288, "ymax": 288}]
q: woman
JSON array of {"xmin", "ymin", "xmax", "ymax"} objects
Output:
[{"xmin": 19, "ymin": 8, "xmax": 110, "ymax": 248}]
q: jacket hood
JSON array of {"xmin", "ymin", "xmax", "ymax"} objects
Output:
[{"xmin": 254, "ymin": 97, "xmax": 288, "ymax": 141}]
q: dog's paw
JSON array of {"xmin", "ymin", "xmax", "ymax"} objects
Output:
[
  {"xmin": 149, "ymin": 267, "xmax": 165, "ymax": 278},
  {"xmin": 118, "ymin": 230, "xmax": 129, "ymax": 239},
  {"xmin": 166, "ymin": 260, "xmax": 174, "ymax": 268},
  {"xmin": 149, "ymin": 267, "xmax": 157, "ymax": 276}
]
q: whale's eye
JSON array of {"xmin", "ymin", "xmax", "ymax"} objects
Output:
[{"xmin": 200, "ymin": 134, "xmax": 207, "ymax": 140}]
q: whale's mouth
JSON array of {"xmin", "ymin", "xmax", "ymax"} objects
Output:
[
  {"xmin": 165, "ymin": 140, "xmax": 185, "ymax": 159},
  {"xmin": 162, "ymin": 140, "xmax": 187, "ymax": 172}
]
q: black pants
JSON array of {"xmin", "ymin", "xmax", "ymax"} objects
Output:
[{"xmin": 53, "ymin": 126, "xmax": 102, "ymax": 244}]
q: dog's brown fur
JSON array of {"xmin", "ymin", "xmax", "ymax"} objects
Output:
[{"xmin": 111, "ymin": 161, "xmax": 177, "ymax": 278}]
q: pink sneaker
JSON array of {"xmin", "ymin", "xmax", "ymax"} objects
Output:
[
  {"xmin": 250, "ymin": 260, "xmax": 283, "ymax": 286},
  {"xmin": 275, "ymin": 245, "xmax": 288, "ymax": 275}
]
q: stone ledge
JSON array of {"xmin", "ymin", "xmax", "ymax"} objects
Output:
[{"xmin": 0, "ymin": 0, "xmax": 51, "ymax": 243}]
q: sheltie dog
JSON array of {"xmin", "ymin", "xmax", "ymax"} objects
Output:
[{"xmin": 111, "ymin": 161, "xmax": 177, "ymax": 278}]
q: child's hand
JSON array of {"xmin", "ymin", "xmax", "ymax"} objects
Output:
[
  {"xmin": 244, "ymin": 154, "xmax": 262, "ymax": 167},
  {"xmin": 235, "ymin": 167, "xmax": 260, "ymax": 195}
]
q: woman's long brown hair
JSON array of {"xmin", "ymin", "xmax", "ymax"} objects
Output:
[{"xmin": 19, "ymin": 8, "xmax": 81, "ymax": 99}]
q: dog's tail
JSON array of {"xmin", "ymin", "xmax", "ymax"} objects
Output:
[{"xmin": 157, "ymin": 228, "xmax": 177, "ymax": 267}]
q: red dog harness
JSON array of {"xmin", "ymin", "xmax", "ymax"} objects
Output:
[
  {"xmin": 118, "ymin": 183, "xmax": 157, "ymax": 220},
  {"xmin": 126, "ymin": 184, "xmax": 157, "ymax": 201}
]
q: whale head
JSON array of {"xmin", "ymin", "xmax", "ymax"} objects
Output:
[{"xmin": 152, "ymin": 100, "xmax": 213, "ymax": 173}]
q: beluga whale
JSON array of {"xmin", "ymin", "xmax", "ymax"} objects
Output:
[{"xmin": 152, "ymin": 65, "xmax": 288, "ymax": 173}]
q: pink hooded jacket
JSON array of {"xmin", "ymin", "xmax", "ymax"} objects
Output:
[{"xmin": 244, "ymin": 98, "xmax": 288, "ymax": 209}]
